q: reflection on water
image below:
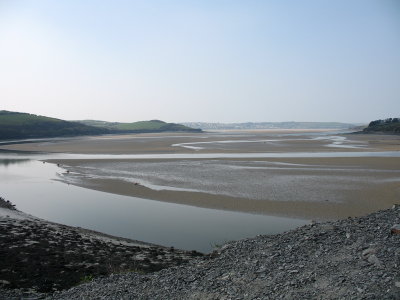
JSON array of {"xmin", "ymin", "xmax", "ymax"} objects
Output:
[
  {"xmin": 0, "ymin": 158, "xmax": 307, "ymax": 252},
  {"xmin": 0, "ymin": 159, "xmax": 30, "ymax": 167}
]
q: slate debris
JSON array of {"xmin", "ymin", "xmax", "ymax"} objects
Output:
[
  {"xmin": 50, "ymin": 205, "xmax": 400, "ymax": 300},
  {"xmin": 391, "ymin": 224, "xmax": 400, "ymax": 235},
  {"xmin": 0, "ymin": 197, "xmax": 16, "ymax": 210},
  {"xmin": 0, "ymin": 198, "xmax": 203, "ymax": 299}
]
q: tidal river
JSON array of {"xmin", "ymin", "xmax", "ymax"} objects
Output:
[
  {"xmin": 1, "ymin": 131, "xmax": 399, "ymax": 252},
  {"xmin": 0, "ymin": 154, "xmax": 307, "ymax": 253}
]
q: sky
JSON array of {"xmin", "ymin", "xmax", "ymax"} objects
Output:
[{"xmin": 0, "ymin": 0, "xmax": 399, "ymax": 123}]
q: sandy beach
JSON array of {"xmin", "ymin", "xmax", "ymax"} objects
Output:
[
  {"xmin": 1, "ymin": 130, "xmax": 399, "ymax": 220},
  {"xmin": 2, "ymin": 131, "xmax": 400, "ymax": 154}
]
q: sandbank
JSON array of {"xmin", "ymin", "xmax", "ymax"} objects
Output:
[
  {"xmin": 48, "ymin": 156, "xmax": 400, "ymax": 220},
  {"xmin": 1, "ymin": 131, "xmax": 399, "ymax": 154},
  {"xmin": 1, "ymin": 131, "xmax": 399, "ymax": 220}
]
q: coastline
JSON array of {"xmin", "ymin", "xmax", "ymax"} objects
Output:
[
  {"xmin": 0, "ymin": 130, "xmax": 399, "ymax": 298},
  {"xmin": 1, "ymin": 131, "xmax": 399, "ymax": 221},
  {"xmin": 0, "ymin": 198, "xmax": 203, "ymax": 297},
  {"xmin": 48, "ymin": 156, "xmax": 400, "ymax": 220},
  {"xmin": 2, "ymin": 199, "xmax": 400, "ymax": 299},
  {"xmin": 52, "ymin": 204, "xmax": 400, "ymax": 299}
]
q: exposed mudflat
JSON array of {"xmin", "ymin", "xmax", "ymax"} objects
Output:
[
  {"xmin": 51, "ymin": 156, "xmax": 400, "ymax": 220},
  {"xmin": 1, "ymin": 131, "xmax": 400, "ymax": 299},
  {"xmin": 1, "ymin": 131, "xmax": 399, "ymax": 220},
  {"xmin": 2, "ymin": 131, "xmax": 400, "ymax": 154}
]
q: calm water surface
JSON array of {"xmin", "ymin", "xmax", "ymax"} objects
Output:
[{"xmin": 0, "ymin": 156, "xmax": 307, "ymax": 252}]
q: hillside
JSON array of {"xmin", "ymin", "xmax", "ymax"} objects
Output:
[
  {"xmin": 0, "ymin": 111, "xmax": 108, "ymax": 140},
  {"xmin": 180, "ymin": 121, "xmax": 359, "ymax": 130},
  {"xmin": 77, "ymin": 119, "xmax": 201, "ymax": 133},
  {"xmin": 0, "ymin": 111, "xmax": 202, "ymax": 140},
  {"xmin": 363, "ymin": 118, "xmax": 400, "ymax": 134}
]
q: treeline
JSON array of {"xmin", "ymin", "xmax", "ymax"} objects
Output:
[{"xmin": 363, "ymin": 118, "xmax": 400, "ymax": 134}]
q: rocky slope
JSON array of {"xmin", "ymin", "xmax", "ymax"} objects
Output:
[
  {"xmin": 1, "ymin": 195, "xmax": 399, "ymax": 300},
  {"xmin": 0, "ymin": 197, "xmax": 202, "ymax": 299},
  {"xmin": 51, "ymin": 205, "xmax": 400, "ymax": 300}
]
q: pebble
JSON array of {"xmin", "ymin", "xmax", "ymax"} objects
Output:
[
  {"xmin": 390, "ymin": 224, "xmax": 400, "ymax": 235},
  {"xmin": 0, "ymin": 198, "xmax": 202, "ymax": 298},
  {"xmin": 46, "ymin": 205, "xmax": 400, "ymax": 300}
]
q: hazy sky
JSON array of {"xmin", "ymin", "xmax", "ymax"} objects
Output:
[{"xmin": 0, "ymin": 1, "xmax": 399, "ymax": 123}]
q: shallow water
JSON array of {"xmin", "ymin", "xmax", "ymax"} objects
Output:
[
  {"xmin": 0, "ymin": 158, "xmax": 307, "ymax": 252},
  {"xmin": 2, "ymin": 150, "xmax": 400, "ymax": 160},
  {"xmin": 62, "ymin": 158, "xmax": 400, "ymax": 203},
  {"xmin": 1, "ymin": 131, "xmax": 399, "ymax": 252}
]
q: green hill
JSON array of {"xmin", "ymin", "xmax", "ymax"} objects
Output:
[
  {"xmin": 77, "ymin": 119, "xmax": 201, "ymax": 133},
  {"xmin": 0, "ymin": 111, "xmax": 202, "ymax": 140},
  {"xmin": 363, "ymin": 118, "xmax": 400, "ymax": 134},
  {"xmin": 0, "ymin": 111, "xmax": 108, "ymax": 140}
]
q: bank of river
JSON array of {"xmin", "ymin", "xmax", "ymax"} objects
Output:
[
  {"xmin": 0, "ymin": 156, "xmax": 307, "ymax": 253},
  {"xmin": 1, "ymin": 132, "xmax": 399, "ymax": 252}
]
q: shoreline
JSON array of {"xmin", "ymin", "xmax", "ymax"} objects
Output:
[
  {"xmin": 1, "ymin": 130, "xmax": 399, "ymax": 221},
  {"xmin": 52, "ymin": 173, "xmax": 400, "ymax": 220},
  {"xmin": 1, "ymin": 130, "xmax": 400, "ymax": 299},
  {"xmin": 2, "ymin": 199, "xmax": 400, "ymax": 299},
  {"xmin": 0, "ymin": 198, "xmax": 203, "ymax": 297},
  {"xmin": 53, "ymin": 204, "xmax": 400, "ymax": 299},
  {"xmin": 48, "ymin": 156, "xmax": 400, "ymax": 220}
]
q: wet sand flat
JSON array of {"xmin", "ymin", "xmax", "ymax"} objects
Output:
[
  {"xmin": 2, "ymin": 131, "xmax": 400, "ymax": 220},
  {"xmin": 50, "ymin": 156, "xmax": 400, "ymax": 220},
  {"xmin": 1, "ymin": 131, "xmax": 399, "ymax": 154}
]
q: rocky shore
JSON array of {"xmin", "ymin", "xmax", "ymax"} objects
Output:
[
  {"xmin": 1, "ymin": 196, "xmax": 400, "ymax": 300},
  {"xmin": 0, "ymin": 197, "xmax": 202, "ymax": 299},
  {"xmin": 52, "ymin": 205, "xmax": 400, "ymax": 299}
]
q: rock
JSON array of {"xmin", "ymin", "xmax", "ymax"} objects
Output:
[
  {"xmin": 0, "ymin": 197, "xmax": 17, "ymax": 210},
  {"xmin": 3, "ymin": 200, "xmax": 400, "ymax": 300},
  {"xmin": 367, "ymin": 254, "xmax": 384, "ymax": 269},
  {"xmin": 361, "ymin": 248, "xmax": 376, "ymax": 259},
  {"xmin": 390, "ymin": 224, "xmax": 400, "ymax": 235},
  {"xmin": 0, "ymin": 206, "xmax": 202, "ymax": 296}
]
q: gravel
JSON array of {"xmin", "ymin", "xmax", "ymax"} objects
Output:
[
  {"xmin": 0, "ymin": 198, "xmax": 202, "ymax": 299},
  {"xmin": 49, "ymin": 205, "xmax": 400, "ymax": 300}
]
